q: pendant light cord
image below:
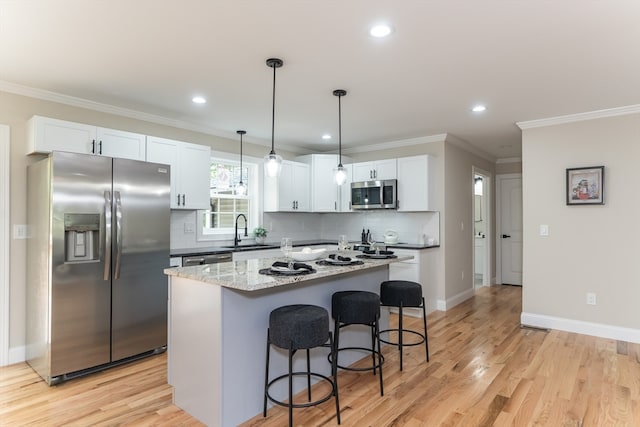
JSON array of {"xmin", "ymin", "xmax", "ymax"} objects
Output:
[
  {"xmin": 338, "ymin": 94, "xmax": 342, "ymax": 166},
  {"xmin": 270, "ymin": 63, "xmax": 276, "ymax": 155},
  {"xmin": 333, "ymin": 89, "xmax": 346, "ymax": 167}
]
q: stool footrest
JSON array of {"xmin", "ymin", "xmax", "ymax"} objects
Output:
[
  {"xmin": 379, "ymin": 328, "xmax": 426, "ymax": 347},
  {"xmin": 328, "ymin": 346, "xmax": 385, "ymax": 372},
  {"xmin": 266, "ymin": 372, "xmax": 336, "ymax": 409}
]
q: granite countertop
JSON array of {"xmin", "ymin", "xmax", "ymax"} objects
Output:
[
  {"xmin": 164, "ymin": 254, "xmax": 412, "ymax": 292},
  {"xmin": 170, "ymin": 240, "xmax": 438, "ymax": 257}
]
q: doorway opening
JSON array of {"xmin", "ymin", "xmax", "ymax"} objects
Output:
[{"xmin": 472, "ymin": 168, "xmax": 491, "ymax": 288}]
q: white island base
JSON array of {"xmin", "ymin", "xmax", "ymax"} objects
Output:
[{"xmin": 167, "ymin": 261, "xmax": 393, "ymax": 427}]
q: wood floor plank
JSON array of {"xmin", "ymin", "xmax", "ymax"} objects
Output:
[{"xmin": 2, "ymin": 285, "xmax": 640, "ymax": 426}]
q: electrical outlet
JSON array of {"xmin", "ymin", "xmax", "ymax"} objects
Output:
[
  {"xmin": 461, "ymin": 222, "xmax": 464, "ymax": 232},
  {"xmin": 183, "ymin": 222, "xmax": 195, "ymax": 234},
  {"xmin": 461, "ymin": 270, "xmax": 465, "ymax": 281},
  {"xmin": 13, "ymin": 224, "xmax": 29, "ymax": 239},
  {"xmin": 539, "ymin": 224, "xmax": 549, "ymax": 236},
  {"xmin": 586, "ymin": 292, "xmax": 596, "ymax": 305}
]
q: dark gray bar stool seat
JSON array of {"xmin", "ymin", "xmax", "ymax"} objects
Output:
[
  {"xmin": 263, "ymin": 304, "xmax": 341, "ymax": 426},
  {"xmin": 331, "ymin": 290, "xmax": 384, "ymax": 396},
  {"xmin": 379, "ymin": 280, "xmax": 429, "ymax": 370}
]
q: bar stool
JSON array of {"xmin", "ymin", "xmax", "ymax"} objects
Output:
[
  {"xmin": 263, "ymin": 304, "xmax": 341, "ymax": 426},
  {"xmin": 379, "ymin": 280, "xmax": 429, "ymax": 371},
  {"xmin": 331, "ymin": 290, "xmax": 384, "ymax": 396}
]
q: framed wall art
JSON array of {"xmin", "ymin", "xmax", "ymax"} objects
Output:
[{"xmin": 566, "ymin": 166, "xmax": 604, "ymax": 205}]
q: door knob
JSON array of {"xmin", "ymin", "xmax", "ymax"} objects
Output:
[{"xmin": 502, "ymin": 234, "xmax": 511, "ymax": 238}]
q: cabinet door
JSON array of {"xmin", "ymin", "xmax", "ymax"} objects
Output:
[
  {"xmin": 397, "ymin": 155, "xmax": 434, "ymax": 211},
  {"xmin": 96, "ymin": 128, "xmax": 146, "ymax": 161},
  {"xmin": 146, "ymin": 137, "xmax": 179, "ymax": 208},
  {"xmin": 179, "ymin": 142, "xmax": 211, "ymax": 210},
  {"xmin": 353, "ymin": 161, "xmax": 375, "ymax": 181},
  {"xmin": 311, "ymin": 155, "xmax": 338, "ymax": 212},
  {"xmin": 27, "ymin": 116, "xmax": 95, "ymax": 155},
  {"xmin": 375, "ymin": 159, "xmax": 397, "ymax": 180},
  {"xmin": 292, "ymin": 162, "xmax": 310, "ymax": 211},
  {"xmin": 275, "ymin": 162, "xmax": 295, "ymax": 211},
  {"xmin": 338, "ymin": 164, "xmax": 353, "ymax": 212}
]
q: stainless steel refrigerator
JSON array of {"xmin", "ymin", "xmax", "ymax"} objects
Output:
[{"xmin": 26, "ymin": 151, "xmax": 171, "ymax": 385}]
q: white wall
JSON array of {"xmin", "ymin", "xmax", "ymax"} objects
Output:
[{"xmin": 521, "ymin": 112, "xmax": 640, "ymax": 342}]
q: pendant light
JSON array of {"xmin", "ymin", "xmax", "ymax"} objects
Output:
[
  {"xmin": 236, "ymin": 130, "xmax": 247, "ymax": 196},
  {"xmin": 264, "ymin": 58, "xmax": 284, "ymax": 178},
  {"xmin": 333, "ymin": 89, "xmax": 347, "ymax": 185}
]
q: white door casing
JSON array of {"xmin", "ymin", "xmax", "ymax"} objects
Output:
[
  {"xmin": 497, "ymin": 174, "xmax": 523, "ymax": 285},
  {"xmin": 0, "ymin": 124, "xmax": 10, "ymax": 366},
  {"xmin": 472, "ymin": 167, "xmax": 492, "ymax": 287}
]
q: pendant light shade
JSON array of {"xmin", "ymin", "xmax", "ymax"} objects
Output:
[
  {"xmin": 264, "ymin": 58, "xmax": 284, "ymax": 178},
  {"xmin": 333, "ymin": 89, "xmax": 347, "ymax": 185},
  {"xmin": 236, "ymin": 130, "xmax": 247, "ymax": 196}
]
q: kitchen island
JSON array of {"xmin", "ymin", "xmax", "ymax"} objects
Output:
[{"xmin": 164, "ymin": 254, "xmax": 411, "ymax": 427}]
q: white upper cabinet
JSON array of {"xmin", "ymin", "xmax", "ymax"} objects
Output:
[
  {"xmin": 27, "ymin": 116, "xmax": 146, "ymax": 161},
  {"xmin": 263, "ymin": 160, "xmax": 310, "ymax": 212},
  {"xmin": 352, "ymin": 159, "xmax": 397, "ymax": 181},
  {"xmin": 338, "ymin": 164, "xmax": 353, "ymax": 212},
  {"xmin": 297, "ymin": 154, "xmax": 340, "ymax": 212},
  {"xmin": 96, "ymin": 127, "xmax": 146, "ymax": 161},
  {"xmin": 146, "ymin": 136, "xmax": 211, "ymax": 210},
  {"xmin": 397, "ymin": 154, "xmax": 435, "ymax": 211}
]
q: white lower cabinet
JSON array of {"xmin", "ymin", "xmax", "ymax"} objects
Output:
[
  {"xmin": 388, "ymin": 249, "xmax": 426, "ymax": 317},
  {"xmin": 27, "ymin": 115, "xmax": 146, "ymax": 161},
  {"xmin": 146, "ymin": 136, "xmax": 210, "ymax": 210}
]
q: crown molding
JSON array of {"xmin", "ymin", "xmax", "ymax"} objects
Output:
[
  {"xmin": 496, "ymin": 157, "xmax": 522, "ymax": 164},
  {"xmin": 444, "ymin": 134, "xmax": 497, "ymax": 163},
  {"xmin": 0, "ymin": 80, "xmax": 305, "ymax": 151},
  {"xmin": 516, "ymin": 104, "xmax": 640, "ymax": 130},
  {"xmin": 342, "ymin": 134, "xmax": 448, "ymax": 155}
]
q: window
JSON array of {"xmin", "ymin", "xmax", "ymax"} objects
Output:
[{"xmin": 200, "ymin": 158, "xmax": 258, "ymax": 238}]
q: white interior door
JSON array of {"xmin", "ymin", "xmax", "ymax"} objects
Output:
[{"xmin": 499, "ymin": 176, "xmax": 523, "ymax": 285}]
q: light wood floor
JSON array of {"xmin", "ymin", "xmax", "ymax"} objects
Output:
[{"xmin": 2, "ymin": 285, "xmax": 639, "ymax": 426}]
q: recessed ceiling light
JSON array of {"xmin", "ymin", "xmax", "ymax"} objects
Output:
[
  {"xmin": 192, "ymin": 96, "xmax": 207, "ymax": 104},
  {"xmin": 370, "ymin": 24, "xmax": 393, "ymax": 38},
  {"xmin": 322, "ymin": 134, "xmax": 332, "ymax": 140},
  {"xmin": 472, "ymin": 104, "xmax": 487, "ymax": 112}
]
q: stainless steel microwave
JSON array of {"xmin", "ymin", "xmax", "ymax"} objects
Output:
[{"xmin": 351, "ymin": 179, "xmax": 397, "ymax": 209}]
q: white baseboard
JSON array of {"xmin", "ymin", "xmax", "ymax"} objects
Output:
[
  {"xmin": 436, "ymin": 288, "xmax": 475, "ymax": 312},
  {"xmin": 521, "ymin": 312, "xmax": 640, "ymax": 344},
  {"xmin": 7, "ymin": 345, "xmax": 26, "ymax": 366}
]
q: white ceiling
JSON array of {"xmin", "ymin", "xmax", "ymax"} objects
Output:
[{"xmin": 2, "ymin": 1, "xmax": 640, "ymax": 160}]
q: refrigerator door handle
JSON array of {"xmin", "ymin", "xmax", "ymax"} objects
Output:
[
  {"xmin": 104, "ymin": 191, "xmax": 112, "ymax": 281},
  {"xmin": 114, "ymin": 191, "xmax": 123, "ymax": 279}
]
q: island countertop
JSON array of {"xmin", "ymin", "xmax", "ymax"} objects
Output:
[{"xmin": 164, "ymin": 253, "xmax": 412, "ymax": 292}]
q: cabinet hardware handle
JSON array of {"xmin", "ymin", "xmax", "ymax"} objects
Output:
[
  {"xmin": 502, "ymin": 234, "xmax": 511, "ymax": 238},
  {"xmin": 335, "ymin": 201, "xmax": 337, "ymax": 210},
  {"xmin": 177, "ymin": 194, "xmax": 181, "ymax": 205},
  {"xmin": 98, "ymin": 140, "xmax": 103, "ymax": 155},
  {"xmin": 182, "ymin": 194, "xmax": 186, "ymax": 206},
  {"xmin": 91, "ymin": 139, "xmax": 96, "ymax": 154}
]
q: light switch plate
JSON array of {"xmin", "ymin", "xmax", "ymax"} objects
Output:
[
  {"xmin": 539, "ymin": 224, "xmax": 549, "ymax": 236},
  {"xmin": 184, "ymin": 222, "xmax": 195, "ymax": 233}
]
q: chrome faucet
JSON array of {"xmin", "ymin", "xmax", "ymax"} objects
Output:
[{"xmin": 234, "ymin": 214, "xmax": 248, "ymax": 247}]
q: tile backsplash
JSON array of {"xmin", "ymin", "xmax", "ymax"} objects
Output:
[{"xmin": 171, "ymin": 209, "xmax": 440, "ymax": 250}]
